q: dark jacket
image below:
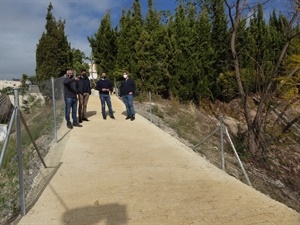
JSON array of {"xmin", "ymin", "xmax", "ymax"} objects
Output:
[
  {"xmin": 63, "ymin": 76, "xmax": 78, "ymax": 99},
  {"xmin": 95, "ymin": 79, "xmax": 113, "ymax": 95},
  {"xmin": 77, "ymin": 76, "xmax": 91, "ymax": 94},
  {"xmin": 120, "ymin": 78, "xmax": 136, "ymax": 97}
]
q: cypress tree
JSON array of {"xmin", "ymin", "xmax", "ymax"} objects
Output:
[
  {"xmin": 248, "ymin": 4, "xmax": 277, "ymax": 93},
  {"xmin": 135, "ymin": 0, "xmax": 170, "ymax": 95},
  {"xmin": 115, "ymin": 9, "xmax": 132, "ymax": 74},
  {"xmin": 36, "ymin": 3, "xmax": 72, "ymax": 81},
  {"xmin": 168, "ymin": 3, "xmax": 195, "ymax": 102},
  {"xmin": 71, "ymin": 48, "xmax": 89, "ymax": 75},
  {"xmin": 210, "ymin": 0, "xmax": 230, "ymax": 98},
  {"xmin": 194, "ymin": 6, "xmax": 215, "ymax": 102},
  {"xmin": 88, "ymin": 12, "xmax": 117, "ymax": 77},
  {"xmin": 130, "ymin": 0, "xmax": 144, "ymax": 76}
]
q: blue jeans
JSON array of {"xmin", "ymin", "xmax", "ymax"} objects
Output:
[
  {"xmin": 100, "ymin": 94, "xmax": 113, "ymax": 117},
  {"xmin": 65, "ymin": 98, "xmax": 78, "ymax": 124},
  {"xmin": 122, "ymin": 94, "xmax": 135, "ymax": 117}
]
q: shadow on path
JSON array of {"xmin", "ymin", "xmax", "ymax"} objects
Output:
[
  {"xmin": 62, "ymin": 204, "xmax": 127, "ymax": 225},
  {"xmin": 86, "ymin": 110, "xmax": 97, "ymax": 118},
  {"xmin": 57, "ymin": 129, "xmax": 71, "ymax": 143}
]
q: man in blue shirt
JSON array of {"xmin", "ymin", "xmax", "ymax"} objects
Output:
[
  {"xmin": 119, "ymin": 71, "xmax": 136, "ymax": 121},
  {"xmin": 95, "ymin": 72, "xmax": 115, "ymax": 120}
]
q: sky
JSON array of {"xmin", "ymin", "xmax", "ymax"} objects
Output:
[
  {"xmin": 0, "ymin": 0, "xmax": 290, "ymax": 80},
  {"xmin": 0, "ymin": 0, "xmax": 177, "ymax": 80}
]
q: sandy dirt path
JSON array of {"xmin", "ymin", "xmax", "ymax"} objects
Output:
[{"xmin": 16, "ymin": 95, "xmax": 299, "ymax": 225}]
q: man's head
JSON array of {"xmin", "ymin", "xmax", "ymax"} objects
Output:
[
  {"xmin": 123, "ymin": 71, "xmax": 129, "ymax": 79},
  {"xmin": 67, "ymin": 69, "xmax": 74, "ymax": 78},
  {"xmin": 81, "ymin": 69, "xmax": 87, "ymax": 76},
  {"xmin": 101, "ymin": 72, "xmax": 107, "ymax": 79}
]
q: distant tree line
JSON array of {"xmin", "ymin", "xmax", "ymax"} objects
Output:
[
  {"xmin": 35, "ymin": 0, "xmax": 300, "ymax": 156},
  {"xmin": 88, "ymin": 0, "xmax": 300, "ymax": 104},
  {"xmin": 36, "ymin": 0, "xmax": 299, "ymax": 103}
]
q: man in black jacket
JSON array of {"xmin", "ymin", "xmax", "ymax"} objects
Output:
[
  {"xmin": 77, "ymin": 69, "xmax": 91, "ymax": 123},
  {"xmin": 95, "ymin": 72, "xmax": 115, "ymax": 120},
  {"xmin": 63, "ymin": 69, "xmax": 82, "ymax": 129},
  {"xmin": 119, "ymin": 71, "xmax": 136, "ymax": 121}
]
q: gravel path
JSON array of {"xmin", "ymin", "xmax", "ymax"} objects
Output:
[{"xmin": 15, "ymin": 95, "xmax": 300, "ymax": 225}]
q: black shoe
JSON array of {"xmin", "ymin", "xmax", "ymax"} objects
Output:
[
  {"xmin": 67, "ymin": 123, "xmax": 73, "ymax": 129},
  {"xmin": 82, "ymin": 118, "xmax": 89, "ymax": 121},
  {"xmin": 125, "ymin": 116, "xmax": 131, "ymax": 120},
  {"xmin": 130, "ymin": 116, "xmax": 135, "ymax": 121},
  {"xmin": 110, "ymin": 115, "xmax": 115, "ymax": 119},
  {"xmin": 73, "ymin": 122, "xmax": 83, "ymax": 127},
  {"xmin": 103, "ymin": 116, "xmax": 107, "ymax": 120},
  {"xmin": 79, "ymin": 119, "xmax": 83, "ymax": 123}
]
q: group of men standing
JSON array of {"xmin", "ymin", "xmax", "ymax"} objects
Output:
[{"xmin": 63, "ymin": 69, "xmax": 136, "ymax": 129}]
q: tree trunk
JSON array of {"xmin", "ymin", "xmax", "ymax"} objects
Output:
[
  {"xmin": 226, "ymin": 0, "xmax": 258, "ymax": 155},
  {"xmin": 225, "ymin": 0, "xmax": 300, "ymax": 157}
]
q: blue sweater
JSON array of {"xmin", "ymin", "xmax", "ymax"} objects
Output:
[
  {"xmin": 120, "ymin": 78, "xmax": 136, "ymax": 97},
  {"xmin": 95, "ymin": 79, "xmax": 113, "ymax": 94},
  {"xmin": 77, "ymin": 76, "xmax": 91, "ymax": 94}
]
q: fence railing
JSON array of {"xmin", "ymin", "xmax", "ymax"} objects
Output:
[
  {"xmin": 137, "ymin": 92, "xmax": 252, "ymax": 185},
  {"xmin": 0, "ymin": 76, "xmax": 65, "ymax": 225},
  {"xmin": 135, "ymin": 91, "xmax": 299, "ymax": 212}
]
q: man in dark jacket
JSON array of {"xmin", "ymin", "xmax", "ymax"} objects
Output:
[
  {"xmin": 77, "ymin": 69, "xmax": 91, "ymax": 123},
  {"xmin": 95, "ymin": 72, "xmax": 115, "ymax": 120},
  {"xmin": 63, "ymin": 69, "xmax": 82, "ymax": 129},
  {"xmin": 119, "ymin": 71, "xmax": 136, "ymax": 121}
]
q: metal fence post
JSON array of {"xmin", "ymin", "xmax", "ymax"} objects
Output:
[
  {"xmin": 219, "ymin": 115, "xmax": 225, "ymax": 171},
  {"xmin": 224, "ymin": 127, "xmax": 252, "ymax": 187},
  {"xmin": 0, "ymin": 108, "xmax": 16, "ymax": 169},
  {"xmin": 14, "ymin": 88, "xmax": 26, "ymax": 215},
  {"xmin": 149, "ymin": 92, "xmax": 152, "ymax": 123},
  {"xmin": 51, "ymin": 77, "xmax": 57, "ymax": 142}
]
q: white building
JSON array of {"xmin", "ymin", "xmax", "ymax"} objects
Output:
[
  {"xmin": 0, "ymin": 80, "xmax": 21, "ymax": 90},
  {"xmin": 88, "ymin": 63, "xmax": 98, "ymax": 80}
]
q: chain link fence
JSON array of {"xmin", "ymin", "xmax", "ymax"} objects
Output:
[
  {"xmin": 135, "ymin": 95, "xmax": 251, "ymax": 185},
  {"xmin": 135, "ymin": 92, "xmax": 300, "ymax": 212},
  {"xmin": 0, "ymin": 76, "xmax": 65, "ymax": 225}
]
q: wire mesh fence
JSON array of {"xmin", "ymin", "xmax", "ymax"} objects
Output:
[
  {"xmin": 135, "ymin": 99, "xmax": 251, "ymax": 185},
  {"xmin": 0, "ymin": 76, "xmax": 65, "ymax": 225},
  {"xmin": 135, "ymin": 92, "xmax": 300, "ymax": 212}
]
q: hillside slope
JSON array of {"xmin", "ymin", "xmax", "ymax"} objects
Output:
[{"xmin": 135, "ymin": 96, "xmax": 300, "ymax": 212}]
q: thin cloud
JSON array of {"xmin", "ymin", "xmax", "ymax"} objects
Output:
[{"xmin": 0, "ymin": 0, "xmax": 128, "ymax": 79}]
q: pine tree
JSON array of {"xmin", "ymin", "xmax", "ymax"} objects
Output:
[
  {"xmin": 130, "ymin": 0, "xmax": 144, "ymax": 76},
  {"xmin": 135, "ymin": 0, "xmax": 170, "ymax": 96},
  {"xmin": 210, "ymin": 0, "xmax": 230, "ymax": 98},
  {"xmin": 168, "ymin": 3, "xmax": 196, "ymax": 102},
  {"xmin": 36, "ymin": 3, "xmax": 72, "ymax": 81},
  {"xmin": 71, "ymin": 48, "xmax": 89, "ymax": 75},
  {"xmin": 115, "ymin": 9, "xmax": 133, "ymax": 75},
  {"xmin": 194, "ymin": 6, "xmax": 214, "ymax": 101},
  {"xmin": 88, "ymin": 12, "xmax": 117, "ymax": 78}
]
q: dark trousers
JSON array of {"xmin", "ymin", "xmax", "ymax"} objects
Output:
[
  {"xmin": 100, "ymin": 94, "xmax": 113, "ymax": 117},
  {"xmin": 122, "ymin": 94, "xmax": 135, "ymax": 117},
  {"xmin": 65, "ymin": 98, "xmax": 77, "ymax": 124}
]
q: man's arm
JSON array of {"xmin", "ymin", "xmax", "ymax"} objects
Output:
[
  {"xmin": 95, "ymin": 80, "xmax": 100, "ymax": 91},
  {"xmin": 131, "ymin": 79, "xmax": 136, "ymax": 94}
]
